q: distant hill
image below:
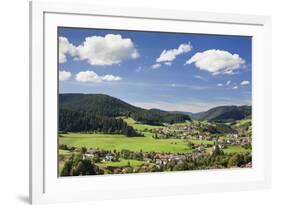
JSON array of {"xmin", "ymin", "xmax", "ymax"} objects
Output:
[
  {"xmin": 149, "ymin": 108, "xmax": 167, "ymax": 113},
  {"xmin": 59, "ymin": 93, "xmax": 191, "ymax": 124},
  {"xmin": 173, "ymin": 111, "xmax": 203, "ymax": 118},
  {"xmin": 192, "ymin": 105, "xmax": 251, "ymax": 122}
]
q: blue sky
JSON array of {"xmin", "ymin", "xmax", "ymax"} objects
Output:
[{"xmin": 58, "ymin": 27, "xmax": 252, "ymax": 112}]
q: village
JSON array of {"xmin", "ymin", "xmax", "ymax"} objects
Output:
[
  {"xmin": 152, "ymin": 120, "xmax": 251, "ymax": 147},
  {"xmin": 59, "ymin": 119, "xmax": 252, "ymax": 175}
]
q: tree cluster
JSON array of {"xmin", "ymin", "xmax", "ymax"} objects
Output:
[
  {"xmin": 60, "ymin": 154, "xmax": 104, "ymax": 176},
  {"xmin": 59, "ymin": 109, "xmax": 142, "ymax": 137},
  {"xmin": 131, "ymin": 111, "xmax": 190, "ymax": 125}
]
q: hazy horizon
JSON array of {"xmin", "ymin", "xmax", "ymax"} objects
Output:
[{"xmin": 59, "ymin": 92, "xmax": 251, "ymax": 113}]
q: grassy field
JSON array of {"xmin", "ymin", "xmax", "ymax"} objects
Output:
[
  {"xmin": 189, "ymin": 139, "xmax": 214, "ymax": 145},
  {"xmin": 59, "ymin": 133, "xmax": 194, "ymax": 153},
  {"xmin": 97, "ymin": 159, "xmax": 145, "ymax": 168},
  {"xmin": 58, "ymin": 118, "xmax": 250, "ymax": 174},
  {"xmin": 59, "ymin": 160, "xmax": 65, "ymax": 173},
  {"xmin": 59, "ymin": 117, "xmax": 249, "ymax": 157},
  {"xmin": 58, "ymin": 149, "xmax": 72, "ymax": 174},
  {"xmin": 237, "ymin": 118, "xmax": 251, "ymax": 126},
  {"xmin": 122, "ymin": 117, "xmax": 163, "ymax": 131},
  {"xmin": 168, "ymin": 120, "xmax": 191, "ymax": 126},
  {"xmin": 223, "ymin": 145, "xmax": 250, "ymax": 154},
  {"xmin": 59, "ymin": 149, "xmax": 72, "ymax": 156}
]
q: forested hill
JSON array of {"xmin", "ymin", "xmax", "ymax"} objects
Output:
[
  {"xmin": 59, "ymin": 93, "xmax": 139, "ymax": 117},
  {"xmin": 59, "ymin": 93, "xmax": 191, "ymax": 125},
  {"xmin": 192, "ymin": 105, "xmax": 251, "ymax": 122}
]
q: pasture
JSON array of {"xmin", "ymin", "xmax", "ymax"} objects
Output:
[
  {"xmin": 59, "ymin": 133, "xmax": 193, "ymax": 153},
  {"xmin": 223, "ymin": 145, "xmax": 250, "ymax": 154},
  {"xmin": 97, "ymin": 159, "xmax": 145, "ymax": 168},
  {"xmin": 122, "ymin": 117, "xmax": 164, "ymax": 131}
]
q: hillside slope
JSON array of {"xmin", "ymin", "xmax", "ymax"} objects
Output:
[
  {"xmin": 192, "ymin": 105, "xmax": 251, "ymax": 121},
  {"xmin": 59, "ymin": 93, "xmax": 191, "ymax": 124}
]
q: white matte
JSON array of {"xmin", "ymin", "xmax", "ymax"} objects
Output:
[{"xmin": 30, "ymin": 1, "xmax": 271, "ymax": 204}]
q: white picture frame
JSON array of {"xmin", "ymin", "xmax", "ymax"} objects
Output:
[{"xmin": 30, "ymin": 1, "xmax": 272, "ymax": 204}]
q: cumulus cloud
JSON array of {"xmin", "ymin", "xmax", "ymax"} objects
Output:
[
  {"xmin": 217, "ymin": 83, "xmax": 223, "ymax": 87},
  {"xmin": 59, "ymin": 70, "xmax": 71, "ymax": 81},
  {"xmin": 232, "ymin": 86, "xmax": 239, "ymax": 90},
  {"xmin": 75, "ymin": 70, "xmax": 122, "ymax": 83},
  {"xmin": 156, "ymin": 43, "xmax": 192, "ymax": 63},
  {"xmin": 240, "ymin": 80, "xmax": 250, "ymax": 85},
  {"xmin": 185, "ymin": 49, "xmax": 245, "ymax": 75},
  {"xmin": 76, "ymin": 34, "xmax": 139, "ymax": 65},
  {"xmin": 59, "ymin": 37, "xmax": 77, "ymax": 64},
  {"xmin": 101, "ymin": 74, "xmax": 122, "ymax": 81},
  {"xmin": 152, "ymin": 63, "xmax": 161, "ymax": 69}
]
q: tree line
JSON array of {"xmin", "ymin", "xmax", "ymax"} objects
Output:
[
  {"xmin": 59, "ymin": 109, "xmax": 142, "ymax": 137},
  {"xmin": 131, "ymin": 111, "xmax": 190, "ymax": 125}
]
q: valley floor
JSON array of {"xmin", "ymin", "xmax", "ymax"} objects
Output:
[{"xmin": 58, "ymin": 118, "xmax": 252, "ymax": 176}]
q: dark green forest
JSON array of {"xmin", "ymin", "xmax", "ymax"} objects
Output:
[
  {"xmin": 59, "ymin": 94, "xmax": 191, "ymax": 135},
  {"xmin": 192, "ymin": 105, "xmax": 251, "ymax": 121},
  {"xmin": 59, "ymin": 109, "xmax": 141, "ymax": 137},
  {"xmin": 59, "ymin": 94, "xmax": 251, "ymax": 137}
]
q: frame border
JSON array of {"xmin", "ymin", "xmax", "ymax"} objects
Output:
[{"xmin": 30, "ymin": 1, "xmax": 272, "ymax": 204}]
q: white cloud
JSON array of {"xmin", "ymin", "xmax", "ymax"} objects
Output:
[
  {"xmin": 226, "ymin": 80, "xmax": 231, "ymax": 86},
  {"xmin": 185, "ymin": 49, "xmax": 245, "ymax": 74},
  {"xmin": 240, "ymin": 80, "xmax": 250, "ymax": 85},
  {"xmin": 152, "ymin": 63, "xmax": 161, "ymax": 69},
  {"xmin": 59, "ymin": 70, "xmax": 71, "ymax": 81},
  {"xmin": 194, "ymin": 75, "xmax": 205, "ymax": 80},
  {"xmin": 59, "ymin": 37, "xmax": 77, "ymax": 64},
  {"xmin": 75, "ymin": 70, "xmax": 122, "ymax": 83},
  {"xmin": 232, "ymin": 86, "xmax": 239, "ymax": 90},
  {"xmin": 156, "ymin": 43, "xmax": 192, "ymax": 63},
  {"xmin": 217, "ymin": 83, "xmax": 223, "ymax": 86},
  {"xmin": 167, "ymin": 83, "xmax": 208, "ymax": 90},
  {"xmin": 101, "ymin": 74, "xmax": 122, "ymax": 81},
  {"xmin": 76, "ymin": 34, "xmax": 139, "ymax": 65},
  {"xmin": 164, "ymin": 62, "xmax": 172, "ymax": 66}
]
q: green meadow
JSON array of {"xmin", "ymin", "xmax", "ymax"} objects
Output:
[
  {"xmin": 223, "ymin": 145, "xmax": 250, "ymax": 154},
  {"xmin": 97, "ymin": 159, "xmax": 145, "ymax": 168},
  {"xmin": 59, "ymin": 133, "xmax": 192, "ymax": 153},
  {"xmin": 59, "ymin": 149, "xmax": 72, "ymax": 156},
  {"xmin": 122, "ymin": 117, "xmax": 164, "ymax": 131}
]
